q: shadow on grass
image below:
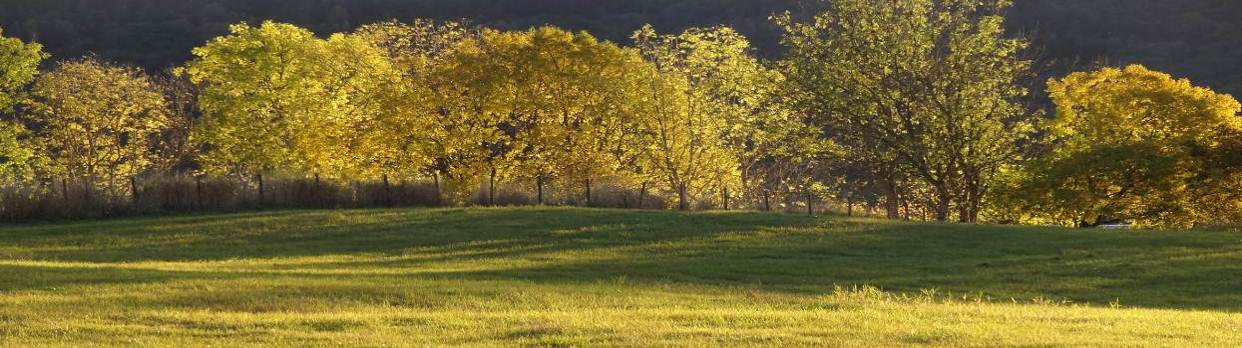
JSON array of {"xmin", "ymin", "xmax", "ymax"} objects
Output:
[{"xmin": 1, "ymin": 207, "xmax": 1240, "ymax": 311}]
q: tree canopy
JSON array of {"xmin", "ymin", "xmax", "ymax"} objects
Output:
[{"xmin": 1016, "ymin": 65, "xmax": 1242, "ymax": 228}]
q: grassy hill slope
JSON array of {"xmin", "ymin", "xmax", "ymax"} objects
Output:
[{"xmin": 0, "ymin": 208, "xmax": 1240, "ymax": 346}]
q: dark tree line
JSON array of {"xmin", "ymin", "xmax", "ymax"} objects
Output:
[{"xmin": 1, "ymin": 0, "xmax": 1240, "ymax": 95}]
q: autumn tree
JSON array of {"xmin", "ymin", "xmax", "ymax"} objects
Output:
[
  {"xmin": 423, "ymin": 26, "xmax": 653, "ymax": 205},
  {"xmin": 0, "ymin": 27, "xmax": 46, "ymax": 185},
  {"xmin": 1019, "ymin": 65, "xmax": 1242, "ymax": 228},
  {"xmin": 632, "ymin": 26, "xmax": 749, "ymax": 210},
  {"xmin": 496, "ymin": 27, "xmax": 650, "ymax": 206},
  {"xmin": 184, "ymin": 22, "xmax": 320, "ymax": 177},
  {"xmin": 185, "ymin": 21, "xmax": 400, "ymax": 180},
  {"xmin": 23, "ymin": 57, "xmax": 171, "ymax": 197},
  {"xmin": 635, "ymin": 25, "xmax": 827, "ymax": 211},
  {"xmin": 778, "ymin": 0, "xmax": 1035, "ymax": 221},
  {"xmin": 353, "ymin": 20, "xmax": 476, "ymax": 192}
]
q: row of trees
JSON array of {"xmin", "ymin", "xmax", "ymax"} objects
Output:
[{"xmin": 1, "ymin": 0, "xmax": 1239, "ymax": 228}]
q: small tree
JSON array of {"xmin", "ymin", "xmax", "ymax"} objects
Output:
[
  {"xmin": 353, "ymin": 20, "xmax": 476, "ymax": 186},
  {"xmin": 633, "ymin": 26, "xmax": 754, "ymax": 210},
  {"xmin": 778, "ymin": 0, "xmax": 1035, "ymax": 222},
  {"xmin": 0, "ymin": 27, "xmax": 46, "ymax": 186},
  {"xmin": 1020, "ymin": 65, "xmax": 1242, "ymax": 228},
  {"xmin": 23, "ymin": 57, "xmax": 171, "ymax": 197}
]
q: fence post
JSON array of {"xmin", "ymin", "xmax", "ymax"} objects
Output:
[
  {"xmin": 722, "ymin": 185, "xmax": 729, "ymax": 211},
  {"xmin": 806, "ymin": 189, "xmax": 814, "ymax": 215}
]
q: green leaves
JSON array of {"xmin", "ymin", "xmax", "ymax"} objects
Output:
[
  {"xmin": 1021, "ymin": 65, "xmax": 1242, "ymax": 228},
  {"xmin": 779, "ymin": 0, "xmax": 1034, "ymax": 222},
  {"xmin": 0, "ymin": 27, "xmax": 47, "ymax": 113}
]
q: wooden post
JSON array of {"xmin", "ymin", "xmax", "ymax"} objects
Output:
[
  {"xmin": 806, "ymin": 190, "xmax": 814, "ymax": 215},
  {"xmin": 722, "ymin": 185, "xmax": 729, "ymax": 211}
]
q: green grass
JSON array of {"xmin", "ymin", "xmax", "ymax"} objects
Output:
[{"xmin": 0, "ymin": 207, "xmax": 1240, "ymax": 347}]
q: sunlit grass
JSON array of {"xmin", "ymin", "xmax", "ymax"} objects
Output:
[{"xmin": 1, "ymin": 207, "xmax": 1240, "ymax": 346}]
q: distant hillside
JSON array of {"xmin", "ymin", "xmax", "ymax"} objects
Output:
[{"xmin": 1, "ymin": 0, "xmax": 1240, "ymax": 95}]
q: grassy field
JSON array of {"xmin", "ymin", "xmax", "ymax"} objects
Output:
[{"xmin": 0, "ymin": 207, "xmax": 1240, "ymax": 347}]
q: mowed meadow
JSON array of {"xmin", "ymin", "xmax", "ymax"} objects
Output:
[{"xmin": 0, "ymin": 208, "xmax": 1239, "ymax": 347}]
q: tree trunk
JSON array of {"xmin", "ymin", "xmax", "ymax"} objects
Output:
[
  {"xmin": 722, "ymin": 185, "xmax": 729, "ymax": 211},
  {"xmin": 958, "ymin": 199, "xmax": 969, "ymax": 223},
  {"xmin": 257, "ymin": 173, "xmax": 265, "ymax": 208},
  {"xmin": 382, "ymin": 174, "xmax": 391, "ymax": 207},
  {"xmin": 130, "ymin": 177, "xmax": 140, "ymax": 206},
  {"xmin": 846, "ymin": 195, "xmax": 854, "ymax": 217},
  {"xmin": 968, "ymin": 189, "xmax": 981, "ymax": 223},
  {"xmin": 806, "ymin": 189, "xmax": 814, "ymax": 215},
  {"xmin": 882, "ymin": 179, "xmax": 900, "ymax": 219},
  {"xmin": 584, "ymin": 177, "xmax": 592, "ymax": 207},
  {"xmin": 677, "ymin": 183, "xmax": 688, "ymax": 211},
  {"xmin": 763, "ymin": 189, "xmax": 771, "ymax": 211},
  {"xmin": 934, "ymin": 185, "xmax": 951, "ymax": 222},
  {"xmin": 900, "ymin": 192, "xmax": 911, "ymax": 220},
  {"xmin": 488, "ymin": 168, "xmax": 496, "ymax": 206},
  {"xmin": 638, "ymin": 181, "xmax": 647, "ymax": 209},
  {"xmin": 433, "ymin": 171, "xmax": 442, "ymax": 206},
  {"xmin": 536, "ymin": 174, "xmax": 545, "ymax": 205},
  {"xmin": 963, "ymin": 174, "xmax": 984, "ymax": 223}
]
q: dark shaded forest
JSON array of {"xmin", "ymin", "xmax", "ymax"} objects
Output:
[{"xmin": 1, "ymin": 0, "xmax": 1240, "ymax": 95}]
